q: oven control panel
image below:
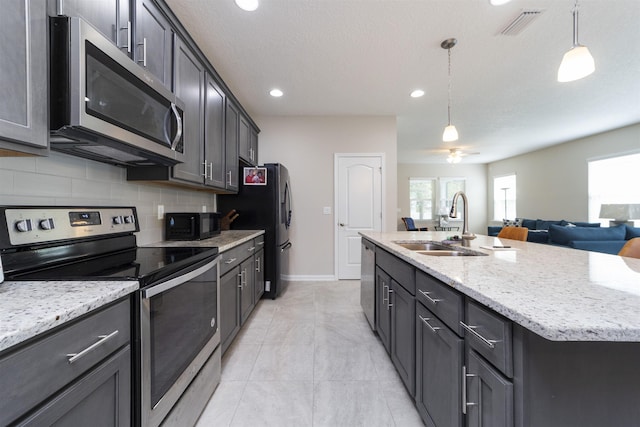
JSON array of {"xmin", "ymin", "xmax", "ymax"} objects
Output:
[{"xmin": 2, "ymin": 207, "xmax": 139, "ymax": 246}]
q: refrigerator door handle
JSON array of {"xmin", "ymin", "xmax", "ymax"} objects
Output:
[{"xmin": 281, "ymin": 242, "xmax": 292, "ymax": 252}]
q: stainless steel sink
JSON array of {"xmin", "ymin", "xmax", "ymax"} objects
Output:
[
  {"xmin": 393, "ymin": 240, "xmax": 487, "ymax": 257},
  {"xmin": 394, "ymin": 242, "xmax": 452, "ymax": 251}
]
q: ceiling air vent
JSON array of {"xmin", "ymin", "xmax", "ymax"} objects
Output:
[{"xmin": 500, "ymin": 9, "xmax": 544, "ymax": 36}]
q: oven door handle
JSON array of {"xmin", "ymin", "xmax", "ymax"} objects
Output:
[{"xmin": 142, "ymin": 258, "xmax": 217, "ymax": 299}]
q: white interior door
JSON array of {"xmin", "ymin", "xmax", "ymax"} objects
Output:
[{"xmin": 335, "ymin": 154, "xmax": 383, "ymax": 279}]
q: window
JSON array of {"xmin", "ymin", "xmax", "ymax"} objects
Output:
[
  {"xmin": 588, "ymin": 153, "xmax": 640, "ymax": 225},
  {"xmin": 409, "ymin": 178, "xmax": 435, "ymax": 220},
  {"xmin": 493, "ymin": 175, "xmax": 516, "ymax": 220},
  {"xmin": 439, "ymin": 178, "xmax": 466, "ymax": 219}
]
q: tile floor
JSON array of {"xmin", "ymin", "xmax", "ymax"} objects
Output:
[{"xmin": 195, "ymin": 280, "xmax": 424, "ymax": 427}]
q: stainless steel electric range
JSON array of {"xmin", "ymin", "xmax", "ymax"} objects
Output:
[{"xmin": 0, "ymin": 206, "xmax": 221, "ymax": 427}]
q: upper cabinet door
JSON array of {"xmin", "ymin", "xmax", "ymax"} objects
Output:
[
  {"xmin": 225, "ymin": 101, "xmax": 239, "ymax": 192},
  {"xmin": 135, "ymin": 0, "xmax": 173, "ymax": 89},
  {"xmin": 51, "ymin": 0, "xmax": 130, "ymax": 53},
  {"xmin": 0, "ymin": 0, "xmax": 48, "ymax": 152},
  {"xmin": 204, "ymin": 74, "xmax": 226, "ymax": 189},
  {"xmin": 172, "ymin": 37, "xmax": 205, "ymax": 184}
]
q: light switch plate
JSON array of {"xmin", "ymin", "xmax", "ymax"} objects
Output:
[
  {"xmin": 157, "ymin": 204, "xmax": 164, "ymax": 220},
  {"xmin": 323, "ymin": 207, "xmax": 332, "ymax": 215}
]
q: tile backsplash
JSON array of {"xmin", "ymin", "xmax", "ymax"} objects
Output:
[{"xmin": 0, "ymin": 152, "xmax": 216, "ymax": 245}]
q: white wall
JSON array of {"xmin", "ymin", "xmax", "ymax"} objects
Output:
[
  {"xmin": 0, "ymin": 152, "xmax": 216, "ymax": 245},
  {"xmin": 397, "ymin": 163, "xmax": 488, "ymax": 235},
  {"xmin": 254, "ymin": 115, "xmax": 398, "ymax": 280},
  {"xmin": 487, "ymin": 123, "xmax": 640, "ymax": 222}
]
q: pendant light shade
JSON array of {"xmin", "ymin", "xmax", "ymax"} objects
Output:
[
  {"xmin": 558, "ymin": 2, "xmax": 595, "ymax": 82},
  {"xmin": 441, "ymin": 38, "xmax": 459, "ymax": 142},
  {"xmin": 443, "ymin": 125, "xmax": 459, "ymax": 142}
]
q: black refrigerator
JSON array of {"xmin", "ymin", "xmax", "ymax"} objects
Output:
[{"xmin": 217, "ymin": 163, "xmax": 292, "ymax": 299}]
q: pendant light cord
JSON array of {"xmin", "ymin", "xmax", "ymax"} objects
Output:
[{"xmin": 447, "ymin": 47, "xmax": 452, "ymax": 126}]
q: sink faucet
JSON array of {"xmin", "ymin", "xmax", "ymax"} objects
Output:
[{"xmin": 449, "ymin": 191, "xmax": 476, "ymax": 245}]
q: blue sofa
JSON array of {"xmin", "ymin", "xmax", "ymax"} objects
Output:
[{"xmin": 488, "ymin": 218, "xmax": 640, "ymax": 255}]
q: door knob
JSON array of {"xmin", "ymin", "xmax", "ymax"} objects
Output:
[{"xmin": 339, "ymin": 223, "xmax": 345, "ymax": 227}]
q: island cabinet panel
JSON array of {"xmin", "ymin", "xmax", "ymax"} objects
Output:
[
  {"xmin": 416, "ymin": 302, "xmax": 463, "ymax": 427},
  {"xmin": 512, "ymin": 325, "xmax": 640, "ymax": 427},
  {"xmin": 390, "ymin": 280, "xmax": 415, "ymax": 396},
  {"xmin": 416, "ymin": 270, "xmax": 464, "ymax": 335},
  {"xmin": 465, "ymin": 349, "xmax": 513, "ymax": 427},
  {"xmin": 376, "ymin": 248, "xmax": 415, "ymax": 295},
  {"xmin": 375, "ymin": 266, "xmax": 392, "ymax": 354}
]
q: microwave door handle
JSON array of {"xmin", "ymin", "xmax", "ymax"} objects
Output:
[{"xmin": 170, "ymin": 103, "xmax": 183, "ymax": 150}]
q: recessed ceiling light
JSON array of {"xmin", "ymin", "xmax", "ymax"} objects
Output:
[
  {"xmin": 235, "ymin": 0, "xmax": 259, "ymax": 12},
  {"xmin": 410, "ymin": 89, "xmax": 425, "ymax": 98},
  {"xmin": 269, "ymin": 89, "xmax": 283, "ymax": 97}
]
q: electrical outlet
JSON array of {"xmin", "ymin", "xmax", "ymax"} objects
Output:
[
  {"xmin": 157, "ymin": 204, "xmax": 164, "ymax": 220},
  {"xmin": 202, "ymin": 205, "xmax": 207, "ymax": 212}
]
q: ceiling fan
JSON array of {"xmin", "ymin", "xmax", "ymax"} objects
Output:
[{"xmin": 425, "ymin": 147, "xmax": 480, "ymax": 163}]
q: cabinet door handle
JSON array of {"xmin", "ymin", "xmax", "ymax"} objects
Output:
[
  {"xmin": 382, "ymin": 283, "xmax": 388, "ymax": 304},
  {"xmin": 238, "ymin": 270, "xmax": 244, "ymax": 288},
  {"xmin": 256, "ymin": 258, "xmax": 261, "ymax": 272},
  {"xmin": 459, "ymin": 321, "xmax": 497, "ymax": 349},
  {"xmin": 387, "ymin": 289, "xmax": 394, "ymax": 308},
  {"xmin": 137, "ymin": 37, "xmax": 147, "ymax": 67},
  {"xmin": 119, "ymin": 21, "xmax": 131, "ymax": 53},
  {"xmin": 67, "ymin": 330, "xmax": 119, "ymax": 364},
  {"xmin": 462, "ymin": 365, "xmax": 478, "ymax": 414},
  {"xmin": 227, "ymin": 170, "xmax": 232, "ymax": 186},
  {"xmin": 202, "ymin": 161, "xmax": 208, "ymax": 177},
  {"xmin": 418, "ymin": 289, "xmax": 442, "ymax": 305},
  {"xmin": 418, "ymin": 315, "xmax": 441, "ymax": 333},
  {"xmin": 208, "ymin": 162, "xmax": 214, "ymax": 180}
]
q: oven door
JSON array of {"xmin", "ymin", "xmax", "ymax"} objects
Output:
[{"xmin": 139, "ymin": 256, "xmax": 219, "ymax": 427}]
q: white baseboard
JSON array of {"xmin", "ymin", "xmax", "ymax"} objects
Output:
[{"xmin": 285, "ymin": 274, "xmax": 338, "ymax": 282}]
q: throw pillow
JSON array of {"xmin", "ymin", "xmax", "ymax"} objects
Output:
[
  {"xmin": 503, "ymin": 218, "xmax": 522, "ymax": 227},
  {"xmin": 536, "ymin": 219, "xmax": 564, "ymax": 230},
  {"xmin": 626, "ymin": 225, "xmax": 640, "ymax": 240},
  {"xmin": 548, "ymin": 224, "xmax": 627, "ymax": 245},
  {"xmin": 521, "ymin": 218, "xmax": 537, "ymax": 229}
]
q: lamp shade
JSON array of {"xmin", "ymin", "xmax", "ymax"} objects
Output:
[
  {"xmin": 557, "ymin": 45, "xmax": 595, "ymax": 82},
  {"xmin": 599, "ymin": 204, "xmax": 640, "ymax": 221},
  {"xmin": 442, "ymin": 124, "xmax": 459, "ymax": 142}
]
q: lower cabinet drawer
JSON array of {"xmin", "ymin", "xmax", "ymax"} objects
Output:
[
  {"xmin": 0, "ymin": 299, "xmax": 131, "ymax": 426},
  {"xmin": 416, "ymin": 270, "xmax": 463, "ymax": 335},
  {"xmin": 461, "ymin": 300, "xmax": 513, "ymax": 377}
]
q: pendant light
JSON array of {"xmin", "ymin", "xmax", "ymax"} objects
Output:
[
  {"xmin": 441, "ymin": 38, "xmax": 459, "ymax": 142},
  {"xmin": 557, "ymin": 1, "xmax": 595, "ymax": 83}
]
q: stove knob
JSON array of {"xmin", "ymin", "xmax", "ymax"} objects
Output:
[
  {"xmin": 124, "ymin": 215, "xmax": 135, "ymax": 224},
  {"xmin": 113, "ymin": 216, "xmax": 123, "ymax": 225},
  {"xmin": 39, "ymin": 218, "xmax": 55, "ymax": 230},
  {"xmin": 15, "ymin": 219, "xmax": 33, "ymax": 232}
]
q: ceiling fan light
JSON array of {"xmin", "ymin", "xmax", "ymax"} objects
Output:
[
  {"xmin": 443, "ymin": 124, "xmax": 459, "ymax": 142},
  {"xmin": 557, "ymin": 45, "xmax": 595, "ymax": 82}
]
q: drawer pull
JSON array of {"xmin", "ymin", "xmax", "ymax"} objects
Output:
[
  {"xmin": 248, "ymin": 246, "xmax": 256, "ymax": 252},
  {"xmin": 419, "ymin": 315, "xmax": 441, "ymax": 333},
  {"xmin": 459, "ymin": 321, "xmax": 497, "ymax": 349},
  {"xmin": 67, "ymin": 330, "xmax": 119, "ymax": 364},
  {"xmin": 224, "ymin": 257, "xmax": 237, "ymax": 264},
  {"xmin": 418, "ymin": 289, "xmax": 442, "ymax": 305}
]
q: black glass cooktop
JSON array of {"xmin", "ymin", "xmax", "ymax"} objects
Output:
[{"xmin": 8, "ymin": 246, "xmax": 218, "ymax": 286}]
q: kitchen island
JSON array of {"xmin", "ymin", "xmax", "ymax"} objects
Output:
[{"xmin": 361, "ymin": 230, "xmax": 640, "ymax": 427}]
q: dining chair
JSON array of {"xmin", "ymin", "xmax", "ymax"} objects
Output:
[
  {"xmin": 497, "ymin": 226, "xmax": 529, "ymax": 241},
  {"xmin": 618, "ymin": 237, "xmax": 640, "ymax": 259},
  {"xmin": 401, "ymin": 217, "xmax": 428, "ymax": 231}
]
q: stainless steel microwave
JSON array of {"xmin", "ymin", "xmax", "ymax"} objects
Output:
[
  {"xmin": 49, "ymin": 17, "xmax": 185, "ymax": 167},
  {"xmin": 165, "ymin": 212, "xmax": 222, "ymax": 241}
]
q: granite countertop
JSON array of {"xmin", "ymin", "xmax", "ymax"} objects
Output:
[
  {"xmin": 361, "ymin": 231, "xmax": 640, "ymax": 342},
  {"xmin": 0, "ymin": 280, "xmax": 138, "ymax": 353},
  {"xmin": 147, "ymin": 230, "xmax": 264, "ymax": 252}
]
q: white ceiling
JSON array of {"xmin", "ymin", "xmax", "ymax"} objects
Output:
[{"xmin": 165, "ymin": 0, "xmax": 640, "ymax": 164}]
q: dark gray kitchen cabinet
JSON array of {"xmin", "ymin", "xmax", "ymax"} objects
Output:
[
  {"xmin": 239, "ymin": 114, "xmax": 258, "ymax": 165},
  {"xmin": 172, "ymin": 37, "xmax": 205, "ymax": 184},
  {"xmin": 0, "ymin": 299, "xmax": 131, "ymax": 426},
  {"xmin": 254, "ymin": 248, "xmax": 265, "ymax": 302},
  {"xmin": 0, "ymin": 0, "xmax": 48, "ymax": 156},
  {"xmin": 375, "ymin": 266, "xmax": 392, "ymax": 354},
  {"xmin": 239, "ymin": 255, "xmax": 256, "ymax": 325},
  {"xmin": 220, "ymin": 267, "xmax": 241, "ymax": 355},
  {"xmin": 50, "ymin": 0, "xmax": 130, "ymax": 51},
  {"xmin": 390, "ymin": 279, "xmax": 415, "ymax": 396},
  {"xmin": 225, "ymin": 101, "xmax": 240, "ymax": 192},
  {"xmin": 135, "ymin": 0, "xmax": 173, "ymax": 88},
  {"xmin": 465, "ymin": 349, "xmax": 513, "ymax": 427},
  {"xmin": 204, "ymin": 74, "xmax": 227, "ymax": 188},
  {"xmin": 416, "ymin": 302, "xmax": 463, "ymax": 427}
]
